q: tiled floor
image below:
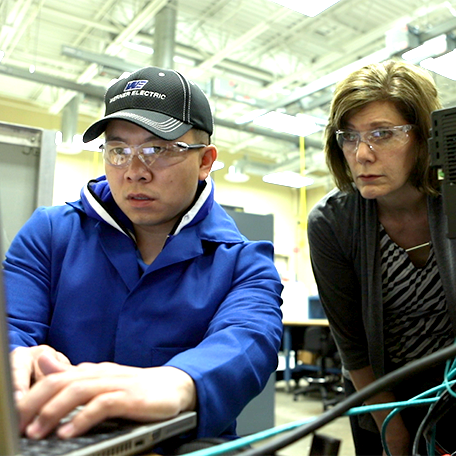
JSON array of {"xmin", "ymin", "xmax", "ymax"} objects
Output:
[{"xmin": 271, "ymin": 381, "xmax": 355, "ymax": 456}]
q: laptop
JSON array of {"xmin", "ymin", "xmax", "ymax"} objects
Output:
[{"xmin": 0, "ymin": 228, "xmax": 196, "ymax": 455}]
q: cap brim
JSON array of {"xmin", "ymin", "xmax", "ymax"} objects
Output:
[{"xmin": 82, "ymin": 109, "xmax": 193, "ymax": 143}]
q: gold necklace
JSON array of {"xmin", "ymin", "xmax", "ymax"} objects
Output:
[{"xmin": 405, "ymin": 242, "xmax": 431, "ymax": 253}]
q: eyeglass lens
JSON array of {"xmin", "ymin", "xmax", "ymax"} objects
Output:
[
  {"xmin": 102, "ymin": 142, "xmax": 200, "ymax": 169},
  {"xmin": 336, "ymin": 125, "xmax": 413, "ymax": 153}
]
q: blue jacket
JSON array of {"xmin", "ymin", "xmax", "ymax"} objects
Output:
[{"xmin": 4, "ymin": 176, "xmax": 283, "ymax": 439}]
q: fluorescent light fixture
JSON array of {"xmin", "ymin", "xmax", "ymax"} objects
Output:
[
  {"xmin": 235, "ymin": 47, "xmax": 392, "ymax": 126},
  {"xmin": 211, "ymin": 160, "xmax": 225, "ymax": 172},
  {"xmin": 253, "ymin": 111, "xmax": 324, "ymax": 137},
  {"xmin": 83, "ymin": 141, "xmax": 103, "ymax": 153},
  {"xmin": 123, "ymin": 42, "xmax": 194, "ymax": 66},
  {"xmin": 420, "ymin": 50, "xmax": 456, "ymax": 81},
  {"xmin": 224, "ymin": 164, "xmax": 250, "ymax": 183},
  {"xmin": 236, "ymin": 109, "xmax": 268, "ymax": 125},
  {"xmin": 57, "ymin": 134, "xmax": 88, "ymax": 154},
  {"xmin": 268, "ymin": 0, "xmax": 341, "ymax": 17},
  {"xmin": 58, "ymin": 135, "xmax": 101, "ymax": 153},
  {"xmin": 446, "ymin": 0, "xmax": 456, "ymax": 17},
  {"xmin": 123, "ymin": 41, "xmax": 154, "ymax": 54},
  {"xmin": 173, "ymin": 55, "xmax": 195, "ymax": 66},
  {"xmin": 263, "ymin": 171, "xmax": 313, "ymax": 188},
  {"xmin": 402, "ymin": 34, "xmax": 448, "ymax": 63},
  {"xmin": 55, "ymin": 130, "xmax": 63, "ymax": 146}
]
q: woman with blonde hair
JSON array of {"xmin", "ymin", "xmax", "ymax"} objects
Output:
[{"xmin": 308, "ymin": 60, "xmax": 456, "ymax": 455}]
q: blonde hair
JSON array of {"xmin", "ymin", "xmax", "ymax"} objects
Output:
[{"xmin": 325, "ymin": 60, "xmax": 442, "ymax": 194}]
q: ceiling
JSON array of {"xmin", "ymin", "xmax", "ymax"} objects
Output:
[{"xmin": 1, "ymin": 0, "xmax": 456, "ymax": 189}]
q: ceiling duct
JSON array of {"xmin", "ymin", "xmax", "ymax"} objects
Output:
[{"xmin": 0, "ymin": 64, "xmax": 105, "ymax": 99}]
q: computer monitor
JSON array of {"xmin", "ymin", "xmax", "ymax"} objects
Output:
[
  {"xmin": 428, "ymin": 106, "xmax": 456, "ymax": 239},
  {"xmin": 308, "ymin": 295, "xmax": 326, "ymax": 319}
]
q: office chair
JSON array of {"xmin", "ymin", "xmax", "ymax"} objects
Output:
[{"xmin": 292, "ymin": 326, "xmax": 344, "ymax": 411}]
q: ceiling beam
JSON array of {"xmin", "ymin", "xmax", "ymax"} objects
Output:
[
  {"xmin": 48, "ymin": 0, "xmax": 170, "ymax": 115},
  {"xmin": 214, "ymin": 117, "xmax": 321, "ymax": 148},
  {"xmin": 190, "ymin": 7, "xmax": 293, "ymax": 76},
  {"xmin": 62, "ymin": 46, "xmax": 141, "ymax": 73},
  {"xmin": 41, "ymin": 3, "xmax": 275, "ymax": 85},
  {"xmin": 237, "ymin": 17, "xmax": 456, "ymax": 125},
  {"xmin": 0, "ymin": 64, "xmax": 106, "ymax": 99},
  {"xmin": 419, "ymin": 17, "xmax": 456, "ymax": 42},
  {"xmin": 0, "ymin": 63, "xmax": 321, "ymax": 147},
  {"xmin": 254, "ymin": 16, "xmax": 456, "ymax": 119},
  {"xmin": 0, "ymin": 0, "xmax": 35, "ymax": 57}
]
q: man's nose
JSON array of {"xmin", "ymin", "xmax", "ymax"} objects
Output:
[{"xmin": 125, "ymin": 153, "xmax": 152, "ymax": 179}]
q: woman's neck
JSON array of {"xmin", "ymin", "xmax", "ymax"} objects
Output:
[
  {"xmin": 377, "ymin": 187, "xmax": 431, "ymax": 268},
  {"xmin": 376, "ymin": 186, "xmax": 427, "ymax": 221}
]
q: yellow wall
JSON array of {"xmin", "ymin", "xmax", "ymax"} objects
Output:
[
  {"xmin": 0, "ymin": 95, "xmax": 331, "ymax": 293},
  {"xmin": 0, "ymin": 97, "xmax": 62, "ymax": 131},
  {"xmin": 53, "ymin": 151, "xmax": 105, "ymax": 205},
  {"xmin": 212, "ymin": 173, "xmax": 331, "ymax": 292}
]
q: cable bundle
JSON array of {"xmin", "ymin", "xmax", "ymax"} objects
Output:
[{"xmin": 182, "ymin": 342, "xmax": 456, "ymax": 456}]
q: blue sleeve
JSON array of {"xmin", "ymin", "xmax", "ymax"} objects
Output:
[
  {"xmin": 4, "ymin": 205, "xmax": 284, "ymax": 439},
  {"xmin": 165, "ymin": 241, "xmax": 283, "ymax": 438},
  {"xmin": 4, "ymin": 207, "xmax": 63, "ymax": 349}
]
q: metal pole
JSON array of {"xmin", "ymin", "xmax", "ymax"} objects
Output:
[{"xmin": 153, "ymin": 0, "xmax": 177, "ymax": 68}]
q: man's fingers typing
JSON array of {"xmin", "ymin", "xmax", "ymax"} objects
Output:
[
  {"xmin": 37, "ymin": 352, "xmax": 71, "ymax": 376},
  {"xmin": 17, "ymin": 364, "xmax": 194, "ymax": 439},
  {"xmin": 11, "ymin": 345, "xmax": 72, "ymax": 401},
  {"xmin": 11, "ymin": 347, "xmax": 35, "ymax": 399}
]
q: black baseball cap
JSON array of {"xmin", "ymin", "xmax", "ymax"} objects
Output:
[{"xmin": 83, "ymin": 66, "xmax": 213, "ymax": 142}]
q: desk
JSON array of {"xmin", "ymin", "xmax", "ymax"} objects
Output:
[{"xmin": 282, "ymin": 319, "xmax": 329, "ymax": 393}]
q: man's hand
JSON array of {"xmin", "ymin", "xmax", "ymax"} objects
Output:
[
  {"xmin": 11, "ymin": 345, "xmax": 72, "ymax": 401},
  {"xmin": 16, "ymin": 361, "xmax": 196, "ymax": 440}
]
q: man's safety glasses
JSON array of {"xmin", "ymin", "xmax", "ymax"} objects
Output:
[{"xmin": 100, "ymin": 141, "xmax": 207, "ymax": 169}]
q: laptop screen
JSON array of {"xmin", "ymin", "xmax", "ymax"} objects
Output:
[{"xmin": 0, "ymin": 211, "xmax": 21, "ymax": 455}]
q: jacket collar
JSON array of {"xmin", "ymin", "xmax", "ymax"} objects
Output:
[{"xmin": 68, "ymin": 176, "xmax": 215, "ymax": 241}]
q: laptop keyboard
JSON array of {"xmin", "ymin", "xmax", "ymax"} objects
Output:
[
  {"xmin": 21, "ymin": 434, "xmax": 98, "ymax": 456},
  {"xmin": 20, "ymin": 420, "xmax": 138, "ymax": 456}
]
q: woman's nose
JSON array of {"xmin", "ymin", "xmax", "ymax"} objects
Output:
[{"xmin": 355, "ymin": 140, "xmax": 375, "ymax": 163}]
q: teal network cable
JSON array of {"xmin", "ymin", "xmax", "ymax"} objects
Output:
[
  {"xmin": 184, "ymin": 345, "xmax": 456, "ymax": 456},
  {"xmin": 181, "ymin": 417, "xmax": 318, "ymax": 456},
  {"xmin": 380, "ymin": 362, "xmax": 456, "ymax": 456},
  {"xmin": 443, "ymin": 358, "xmax": 456, "ymax": 399},
  {"xmin": 181, "ymin": 398, "xmax": 440, "ymax": 456}
]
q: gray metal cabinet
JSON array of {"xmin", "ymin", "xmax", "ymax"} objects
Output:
[{"xmin": 0, "ymin": 121, "xmax": 56, "ymax": 253}]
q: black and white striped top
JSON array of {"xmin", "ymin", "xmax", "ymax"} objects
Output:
[{"xmin": 380, "ymin": 225, "xmax": 454, "ymax": 367}]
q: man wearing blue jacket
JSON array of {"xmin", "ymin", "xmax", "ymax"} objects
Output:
[{"xmin": 5, "ymin": 66, "xmax": 283, "ymax": 444}]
